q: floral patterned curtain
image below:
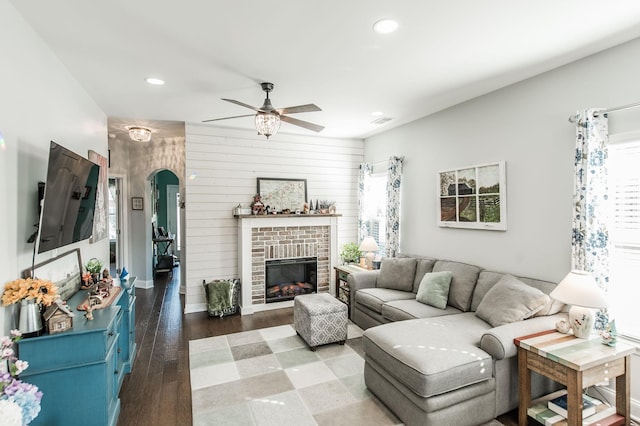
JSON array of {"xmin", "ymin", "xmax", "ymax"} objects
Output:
[
  {"xmin": 572, "ymin": 108, "xmax": 609, "ymax": 289},
  {"xmin": 386, "ymin": 156, "xmax": 404, "ymax": 257},
  {"xmin": 357, "ymin": 163, "xmax": 372, "ymax": 242}
]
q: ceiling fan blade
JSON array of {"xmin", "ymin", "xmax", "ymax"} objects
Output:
[
  {"xmin": 222, "ymin": 98, "xmax": 264, "ymax": 112},
  {"xmin": 280, "ymin": 115, "xmax": 325, "ymax": 132},
  {"xmin": 202, "ymin": 114, "xmax": 255, "ymax": 123},
  {"xmin": 277, "ymin": 104, "xmax": 322, "ymax": 115}
]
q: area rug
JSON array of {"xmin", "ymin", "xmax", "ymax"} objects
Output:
[{"xmin": 189, "ymin": 323, "xmax": 504, "ymax": 426}]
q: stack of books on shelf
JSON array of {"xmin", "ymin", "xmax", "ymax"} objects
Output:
[{"xmin": 527, "ymin": 390, "xmax": 624, "ymax": 426}]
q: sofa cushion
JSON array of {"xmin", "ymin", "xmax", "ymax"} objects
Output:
[
  {"xmin": 356, "ymin": 287, "xmax": 416, "ymax": 314},
  {"xmin": 472, "ymin": 271, "xmax": 564, "ymax": 316},
  {"xmin": 475, "ymin": 275, "xmax": 550, "ymax": 327},
  {"xmin": 381, "ymin": 299, "xmax": 462, "ymax": 322},
  {"xmin": 517, "ymin": 276, "xmax": 565, "ymax": 316},
  {"xmin": 471, "ymin": 271, "xmax": 505, "ymax": 311},
  {"xmin": 432, "ymin": 260, "xmax": 480, "ymax": 312},
  {"xmin": 416, "ymin": 271, "xmax": 452, "ymax": 309},
  {"xmin": 412, "ymin": 258, "xmax": 436, "ymax": 292},
  {"xmin": 377, "ymin": 258, "xmax": 417, "ymax": 291},
  {"xmin": 363, "ymin": 314, "xmax": 493, "ymax": 398}
]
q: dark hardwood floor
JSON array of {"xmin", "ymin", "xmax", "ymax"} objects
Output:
[{"xmin": 116, "ymin": 266, "xmax": 518, "ymax": 426}]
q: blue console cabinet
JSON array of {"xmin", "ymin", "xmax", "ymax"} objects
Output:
[{"xmin": 18, "ymin": 277, "xmax": 137, "ymax": 426}]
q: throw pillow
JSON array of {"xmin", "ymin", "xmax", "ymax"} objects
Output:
[
  {"xmin": 377, "ymin": 258, "xmax": 417, "ymax": 291},
  {"xmin": 415, "ymin": 271, "xmax": 453, "ymax": 309},
  {"xmin": 475, "ymin": 274, "xmax": 550, "ymax": 327}
]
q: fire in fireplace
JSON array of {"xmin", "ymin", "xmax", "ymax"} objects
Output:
[{"xmin": 265, "ymin": 257, "xmax": 317, "ymax": 303}]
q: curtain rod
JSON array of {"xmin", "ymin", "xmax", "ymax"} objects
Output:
[{"xmin": 568, "ymin": 100, "xmax": 640, "ymax": 123}]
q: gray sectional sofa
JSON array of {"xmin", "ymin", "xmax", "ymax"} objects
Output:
[{"xmin": 348, "ymin": 255, "xmax": 566, "ymax": 426}]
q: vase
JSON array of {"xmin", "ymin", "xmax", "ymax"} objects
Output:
[{"xmin": 19, "ymin": 299, "xmax": 43, "ymax": 337}]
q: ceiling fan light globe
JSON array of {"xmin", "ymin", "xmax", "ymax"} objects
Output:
[{"xmin": 255, "ymin": 112, "xmax": 280, "ymax": 139}]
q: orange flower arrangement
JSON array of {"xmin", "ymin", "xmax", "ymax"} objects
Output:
[{"xmin": 1, "ymin": 278, "xmax": 58, "ymax": 307}]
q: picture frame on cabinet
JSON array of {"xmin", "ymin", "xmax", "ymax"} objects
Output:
[{"xmin": 23, "ymin": 248, "xmax": 83, "ymax": 302}]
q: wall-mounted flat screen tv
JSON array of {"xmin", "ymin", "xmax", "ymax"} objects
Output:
[{"xmin": 37, "ymin": 141, "xmax": 100, "ymax": 254}]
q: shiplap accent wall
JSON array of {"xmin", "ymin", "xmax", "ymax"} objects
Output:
[{"xmin": 184, "ymin": 124, "xmax": 363, "ymax": 313}]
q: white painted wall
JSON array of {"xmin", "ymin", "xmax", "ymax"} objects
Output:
[
  {"xmin": 108, "ymin": 130, "xmax": 186, "ymax": 289},
  {"xmin": 0, "ymin": 0, "xmax": 108, "ymax": 334},
  {"xmin": 365, "ymin": 36, "xmax": 640, "ymax": 282},
  {"xmin": 364, "ymin": 35, "xmax": 640, "ymax": 417},
  {"xmin": 183, "ymin": 124, "xmax": 363, "ymax": 313}
]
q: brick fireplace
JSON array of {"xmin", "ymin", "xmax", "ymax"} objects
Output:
[{"xmin": 237, "ymin": 215, "xmax": 339, "ymax": 314}]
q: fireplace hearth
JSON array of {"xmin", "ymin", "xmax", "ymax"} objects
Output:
[{"xmin": 265, "ymin": 257, "xmax": 317, "ymax": 303}]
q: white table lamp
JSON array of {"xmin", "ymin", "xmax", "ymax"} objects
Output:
[
  {"xmin": 549, "ymin": 270, "xmax": 608, "ymax": 338},
  {"xmin": 359, "ymin": 237, "xmax": 379, "ymax": 270}
]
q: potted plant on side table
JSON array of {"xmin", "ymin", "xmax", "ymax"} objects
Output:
[{"xmin": 339, "ymin": 242, "xmax": 362, "ymax": 265}]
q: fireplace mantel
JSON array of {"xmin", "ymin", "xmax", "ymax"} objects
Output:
[
  {"xmin": 234, "ymin": 213, "xmax": 342, "ymax": 219},
  {"xmin": 237, "ymin": 215, "xmax": 339, "ymax": 315}
]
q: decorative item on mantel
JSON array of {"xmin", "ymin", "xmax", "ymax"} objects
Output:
[
  {"xmin": 317, "ymin": 200, "xmax": 336, "ymax": 214},
  {"xmin": 0, "ymin": 329, "xmax": 43, "ymax": 425},
  {"xmin": 233, "ymin": 204, "xmax": 252, "ymax": 216},
  {"xmin": 251, "ymin": 194, "xmax": 266, "ymax": 215}
]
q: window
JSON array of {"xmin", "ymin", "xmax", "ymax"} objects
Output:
[
  {"xmin": 108, "ymin": 179, "xmax": 118, "ymax": 240},
  {"xmin": 607, "ymin": 136, "xmax": 640, "ymax": 340},
  {"xmin": 362, "ymin": 173, "xmax": 387, "ymax": 256}
]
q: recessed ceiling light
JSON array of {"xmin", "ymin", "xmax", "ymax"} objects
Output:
[
  {"xmin": 373, "ymin": 19, "xmax": 398, "ymax": 34},
  {"xmin": 145, "ymin": 77, "xmax": 165, "ymax": 86},
  {"xmin": 371, "ymin": 111, "xmax": 384, "ymax": 117}
]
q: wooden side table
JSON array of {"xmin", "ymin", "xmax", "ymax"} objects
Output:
[
  {"xmin": 333, "ymin": 264, "xmax": 369, "ymax": 316},
  {"xmin": 515, "ymin": 330, "xmax": 634, "ymax": 426}
]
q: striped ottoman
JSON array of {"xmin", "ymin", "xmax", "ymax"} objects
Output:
[{"xmin": 294, "ymin": 293, "xmax": 348, "ymax": 351}]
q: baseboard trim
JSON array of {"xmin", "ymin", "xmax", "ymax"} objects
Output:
[
  {"xmin": 185, "ymin": 301, "xmax": 294, "ymax": 316},
  {"xmin": 184, "ymin": 303, "xmax": 206, "ymax": 314},
  {"xmin": 593, "ymin": 385, "xmax": 640, "ymax": 423},
  {"xmin": 134, "ymin": 279, "xmax": 154, "ymax": 289}
]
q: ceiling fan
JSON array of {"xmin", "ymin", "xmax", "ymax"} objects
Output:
[{"xmin": 203, "ymin": 82, "xmax": 324, "ymax": 139}]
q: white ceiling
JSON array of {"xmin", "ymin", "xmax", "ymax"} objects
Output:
[{"xmin": 10, "ymin": 0, "xmax": 640, "ymax": 140}]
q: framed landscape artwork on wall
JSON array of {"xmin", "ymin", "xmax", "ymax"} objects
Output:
[
  {"xmin": 437, "ymin": 161, "xmax": 506, "ymax": 230},
  {"xmin": 257, "ymin": 177, "xmax": 307, "ymax": 212}
]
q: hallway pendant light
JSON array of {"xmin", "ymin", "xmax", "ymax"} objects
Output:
[
  {"xmin": 255, "ymin": 112, "xmax": 280, "ymax": 139},
  {"xmin": 128, "ymin": 126, "xmax": 152, "ymax": 142}
]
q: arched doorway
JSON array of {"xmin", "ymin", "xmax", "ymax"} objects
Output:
[{"xmin": 150, "ymin": 169, "xmax": 181, "ymax": 275}]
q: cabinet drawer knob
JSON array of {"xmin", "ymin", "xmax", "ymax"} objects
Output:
[{"xmin": 109, "ymin": 332, "xmax": 115, "ymax": 337}]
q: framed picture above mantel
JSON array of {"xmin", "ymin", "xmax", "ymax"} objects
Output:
[
  {"xmin": 437, "ymin": 161, "xmax": 506, "ymax": 231},
  {"xmin": 257, "ymin": 177, "xmax": 307, "ymax": 212}
]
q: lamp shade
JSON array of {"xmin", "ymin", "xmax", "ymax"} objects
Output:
[
  {"xmin": 359, "ymin": 236, "xmax": 379, "ymax": 252},
  {"xmin": 550, "ymin": 270, "xmax": 608, "ymax": 308}
]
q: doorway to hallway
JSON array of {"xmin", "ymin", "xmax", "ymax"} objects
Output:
[{"xmin": 108, "ymin": 177, "xmax": 124, "ymax": 277}]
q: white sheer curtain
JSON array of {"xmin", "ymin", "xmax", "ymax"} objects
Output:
[{"xmin": 357, "ymin": 163, "xmax": 372, "ymax": 243}]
